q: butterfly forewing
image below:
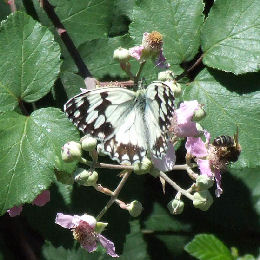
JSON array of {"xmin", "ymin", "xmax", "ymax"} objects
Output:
[{"xmin": 145, "ymin": 82, "xmax": 175, "ymax": 159}]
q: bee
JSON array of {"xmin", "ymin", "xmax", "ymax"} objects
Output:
[{"xmin": 212, "ymin": 129, "xmax": 241, "ymax": 163}]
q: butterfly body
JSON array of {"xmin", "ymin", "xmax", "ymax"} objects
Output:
[{"xmin": 64, "ymin": 82, "xmax": 175, "ymax": 165}]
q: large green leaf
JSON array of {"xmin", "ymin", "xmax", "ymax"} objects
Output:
[
  {"xmin": 129, "ymin": 0, "xmax": 204, "ymax": 64},
  {"xmin": 47, "ymin": 0, "xmax": 113, "ymax": 47},
  {"xmin": 0, "ymin": 12, "xmax": 61, "ymax": 112},
  {"xmin": 201, "ymin": 0, "xmax": 260, "ymax": 74},
  {"xmin": 185, "ymin": 234, "xmax": 233, "ymax": 260},
  {"xmin": 183, "ymin": 68, "xmax": 260, "ymax": 169},
  {"xmin": 0, "ymin": 108, "xmax": 79, "ymax": 215}
]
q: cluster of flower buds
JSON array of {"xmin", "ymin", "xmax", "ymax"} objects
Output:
[{"xmin": 113, "ymin": 31, "xmax": 170, "ymax": 82}]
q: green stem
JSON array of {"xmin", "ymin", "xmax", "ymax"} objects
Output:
[{"xmin": 160, "ymin": 171, "xmax": 194, "ymax": 201}]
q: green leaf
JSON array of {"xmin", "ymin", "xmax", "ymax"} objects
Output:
[
  {"xmin": 185, "ymin": 234, "xmax": 233, "ymax": 260},
  {"xmin": 183, "ymin": 68, "xmax": 260, "ymax": 169},
  {"xmin": 120, "ymin": 220, "xmax": 149, "ymax": 260},
  {"xmin": 48, "ymin": 0, "xmax": 113, "ymax": 47},
  {"xmin": 0, "ymin": 12, "xmax": 61, "ymax": 112},
  {"xmin": 0, "ymin": 108, "xmax": 79, "ymax": 215},
  {"xmin": 61, "ymin": 71, "xmax": 86, "ymax": 99},
  {"xmin": 42, "ymin": 241, "xmax": 105, "ymax": 260},
  {"xmin": 201, "ymin": 0, "xmax": 260, "ymax": 74},
  {"xmin": 129, "ymin": 0, "xmax": 204, "ymax": 64}
]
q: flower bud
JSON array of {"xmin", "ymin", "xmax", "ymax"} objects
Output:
[
  {"xmin": 134, "ymin": 157, "xmax": 152, "ymax": 175},
  {"xmin": 95, "ymin": 221, "xmax": 108, "ymax": 233},
  {"xmin": 127, "ymin": 200, "xmax": 143, "ymax": 217},
  {"xmin": 158, "ymin": 70, "xmax": 174, "ymax": 81},
  {"xmin": 193, "ymin": 190, "xmax": 213, "ymax": 211},
  {"xmin": 196, "ymin": 175, "xmax": 214, "ymax": 191},
  {"xmin": 167, "ymin": 199, "xmax": 184, "ymax": 215},
  {"xmin": 166, "ymin": 80, "xmax": 182, "ymax": 97},
  {"xmin": 74, "ymin": 168, "xmax": 98, "ymax": 186},
  {"xmin": 113, "ymin": 47, "xmax": 130, "ymax": 62},
  {"xmin": 61, "ymin": 141, "xmax": 82, "ymax": 162},
  {"xmin": 81, "ymin": 136, "xmax": 97, "ymax": 152},
  {"xmin": 193, "ymin": 106, "xmax": 206, "ymax": 122},
  {"xmin": 149, "ymin": 167, "xmax": 160, "ymax": 177}
]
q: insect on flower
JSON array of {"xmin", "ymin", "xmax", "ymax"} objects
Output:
[{"xmin": 212, "ymin": 129, "xmax": 241, "ymax": 163}]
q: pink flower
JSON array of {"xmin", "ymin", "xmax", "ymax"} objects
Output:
[
  {"xmin": 129, "ymin": 31, "xmax": 169, "ymax": 68},
  {"xmin": 7, "ymin": 190, "xmax": 50, "ymax": 217},
  {"xmin": 151, "ymin": 141, "xmax": 176, "ymax": 171},
  {"xmin": 32, "ymin": 190, "xmax": 50, "ymax": 206},
  {"xmin": 171, "ymin": 100, "xmax": 203, "ymax": 137},
  {"xmin": 185, "ymin": 132, "xmax": 223, "ymax": 197},
  {"xmin": 197, "ymin": 159, "xmax": 223, "ymax": 197},
  {"xmin": 7, "ymin": 205, "xmax": 23, "ymax": 217},
  {"xmin": 55, "ymin": 213, "xmax": 119, "ymax": 258},
  {"xmin": 129, "ymin": 45, "xmax": 144, "ymax": 60}
]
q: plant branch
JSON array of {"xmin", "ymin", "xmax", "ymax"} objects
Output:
[
  {"xmin": 18, "ymin": 99, "xmax": 29, "ymax": 116},
  {"xmin": 96, "ymin": 170, "xmax": 132, "ymax": 221},
  {"xmin": 160, "ymin": 171, "xmax": 194, "ymax": 200},
  {"xmin": 175, "ymin": 54, "xmax": 203, "ymax": 81},
  {"xmin": 40, "ymin": 0, "xmax": 91, "ymax": 79},
  {"xmin": 8, "ymin": 0, "xmax": 16, "ymax": 12}
]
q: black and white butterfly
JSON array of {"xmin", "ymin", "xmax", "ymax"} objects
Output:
[{"xmin": 64, "ymin": 81, "xmax": 175, "ymax": 165}]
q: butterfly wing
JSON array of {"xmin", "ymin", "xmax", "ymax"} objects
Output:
[
  {"xmin": 145, "ymin": 82, "xmax": 175, "ymax": 159},
  {"xmin": 64, "ymin": 87, "xmax": 148, "ymax": 164}
]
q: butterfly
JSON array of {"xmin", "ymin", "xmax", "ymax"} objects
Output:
[{"xmin": 64, "ymin": 81, "xmax": 175, "ymax": 165}]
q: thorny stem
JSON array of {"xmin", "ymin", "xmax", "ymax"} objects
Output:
[
  {"xmin": 160, "ymin": 171, "xmax": 194, "ymax": 201},
  {"xmin": 94, "ymin": 184, "xmax": 127, "ymax": 209},
  {"xmin": 175, "ymin": 54, "xmax": 203, "ymax": 81},
  {"xmin": 18, "ymin": 99, "xmax": 29, "ymax": 116},
  {"xmin": 40, "ymin": 0, "xmax": 91, "ymax": 79},
  {"xmin": 80, "ymin": 157, "xmax": 192, "ymax": 172},
  {"xmin": 98, "ymin": 80, "xmax": 135, "ymax": 88},
  {"xmin": 96, "ymin": 170, "xmax": 132, "ymax": 221},
  {"xmin": 8, "ymin": 0, "xmax": 16, "ymax": 12}
]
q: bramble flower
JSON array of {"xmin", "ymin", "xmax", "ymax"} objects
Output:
[
  {"xmin": 151, "ymin": 141, "xmax": 176, "ymax": 172},
  {"xmin": 7, "ymin": 190, "xmax": 50, "ymax": 217},
  {"xmin": 55, "ymin": 213, "xmax": 119, "ymax": 257},
  {"xmin": 129, "ymin": 31, "xmax": 169, "ymax": 68},
  {"xmin": 7, "ymin": 205, "xmax": 23, "ymax": 217},
  {"xmin": 185, "ymin": 132, "xmax": 223, "ymax": 197},
  {"xmin": 32, "ymin": 190, "xmax": 50, "ymax": 206},
  {"xmin": 170, "ymin": 100, "xmax": 205, "ymax": 138}
]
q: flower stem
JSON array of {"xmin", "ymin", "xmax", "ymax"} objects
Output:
[
  {"xmin": 96, "ymin": 170, "xmax": 132, "ymax": 221},
  {"xmin": 135, "ymin": 61, "xmax": 146, "ymax": 83},
  {"xmin": 159, "ymin": 171, "xmax": 194, "ymax": 201}
]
